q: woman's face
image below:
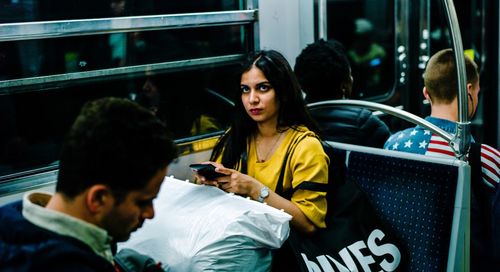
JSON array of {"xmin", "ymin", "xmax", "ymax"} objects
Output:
[{"xmin": 240, "ymin": 65, "xmax": 279, "ymax": 125}]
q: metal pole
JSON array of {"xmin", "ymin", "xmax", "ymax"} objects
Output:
[
  {"xmin": 443, "ymin": 0, "xmax": 471, "ymax": 159},
  {"xmin": 318, "ymin": 0, "xmax": 327, "ymax": 40}
]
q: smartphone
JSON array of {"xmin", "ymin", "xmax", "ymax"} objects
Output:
[{"xmin": 189, "ymin": 163, "xmax": 227, "ymax": 180}]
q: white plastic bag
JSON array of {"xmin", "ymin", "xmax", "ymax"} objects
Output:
[{"xmin": 118, "ymin": 176, "xmax": 291, "ymax": 272}]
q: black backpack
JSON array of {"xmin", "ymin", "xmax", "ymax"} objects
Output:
[{"xmin": 272, "ymin": 139, "xmax": 406, "ymax": 272}]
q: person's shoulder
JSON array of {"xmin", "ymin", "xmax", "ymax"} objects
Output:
[
  {"xmin": 470, "ymin": 143, "xmax": 499, "ymax": 190},
  {"xmin": 480, "ymin": 144, "xmax": 500, "ymax": 159},
  {"xmin": 288, "ymin": 126, "xmax": 323, "ymax": 151},
  {"xmin": 289, "ymin": 125, "xmax": 320, "ymax": 141},
  {"xmin": 357, "ymin": 109, "xmax": 389, "ymax": 128},
  {"xmin": 0, "ymin": 231, "xmax": 114, "ymax": 272},
  {"xmin": 311, "ymin": 107, "xmax": 363, "ymax": 128},
  {"xmin": 0, "ymin": 200, "xmax": 25, "ymax": 228},
  {"xmin": 314, "ymin": 107, "xmax": 385, "ymax": 128},
  {"xmin": 383, "ymin": 126, "xmax": 426, "ymax": 152},
  {"xmin": 0, "ymin": 199, "xmax": 22, "ymax": 213},
  {"xmin": 41, "ymin": 238, "xmax": 114, "ymax": 271},
  {"xmin": 384, "ymin": 127, "xmax": 413, "ymax": 143},
  {"xmin": 479, "ymin": 143, "xmax": 500, "ymax": 184}
]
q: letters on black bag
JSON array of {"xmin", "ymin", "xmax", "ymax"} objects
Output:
[
  {"xmin": 271, "ymin": 138, "xmax": 406, "ymax": 272},
  {"xmin": 282, "ymin": 178, "xmax": 405, "ymax": 272}
]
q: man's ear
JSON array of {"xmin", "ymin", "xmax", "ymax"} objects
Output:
[
  {"xmin": 422, "ymin": 87, "xmax": 432, "ymax": 104},
  {"xmin": 85, "ymin": 185, "xmax": 114, "ymax": 214},
  {"xmin": 466, "ymin": 82, "xmax": 473, "ymax": 94}
]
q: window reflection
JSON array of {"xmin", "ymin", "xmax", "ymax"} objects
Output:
[
  {"xmin": 317, "ymin": 0, "xmax": 395, "ymax": 99},
  {"xmin": 0, "ymin": 65, "xmax": 238, "ymax": 178},
  {"xmin": 430, "ymin": 0, "xmax": 482, "ymax": 68},
  {"xmin": 347, "ymin": 18, "xmax": 388, "ymax": 98},
  {"xmin": 0, "ymin": 0, "xmax": 250, "ymax": 180},
  {"xmin": 0, "ymin": 26, "xmax": 247, "ymax": 81}
]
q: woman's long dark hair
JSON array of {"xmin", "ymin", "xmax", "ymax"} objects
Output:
[{"xmin": 210, "ymin": 50, "xmax": 319, "ymax": 169}]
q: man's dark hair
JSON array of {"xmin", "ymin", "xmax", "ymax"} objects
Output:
[
  {"xmin": 57, "ymin": 97, "xmax": 177, "ymax": 201},
  {"xmin": 295, "ymin": 39, "xmax": 351, "ymax": 102}
]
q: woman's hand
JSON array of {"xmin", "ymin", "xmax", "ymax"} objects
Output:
[
  {"xmin": 209, "ymin": 163, "xmax": 261, "ymax": 197},
  {"xmin": 193, "ymin": 162, "xmax": 317, "ymax": 234},
  {"xmin": 192, "ymin": 162, "xmax": 220, "ymax": 187},
  {"xmin": 193, "ymin": 162, "xmax": 261, "ymax": 198}
]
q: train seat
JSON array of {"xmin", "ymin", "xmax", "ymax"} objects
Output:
[{"xmin": 329, "ymin": 141, "xmax": 470, "ymax": 271}]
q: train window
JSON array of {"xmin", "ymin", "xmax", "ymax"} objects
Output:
[
  {"xmin": 0, "ymin": 64, "xmax": 238, "ymax": 179},
  {"xmin": 0, "ymin": 4, "xmax": 256, "ymax": 181},
  {"xmin": 429, "ymin": 0, "xmax": 484, "ymax": 69},
  {"xmin": 0, "ymin": 0, "xmax": 245, "ymax": 23},
  {"xmin": 315, "ymin": 0, "xmax": 395, "ymax": 100},
  {"xmin": 0, "ymin": 26, "xmax": 247, "ymax": 81}
]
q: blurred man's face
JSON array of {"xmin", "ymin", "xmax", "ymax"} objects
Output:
[{"xmin": 101, "ymin": 166, "xmax": 167, "ymax": 241}]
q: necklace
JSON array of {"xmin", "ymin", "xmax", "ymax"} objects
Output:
[{"xmin": 254, "ymin": 132, "xmax": 283, "ymax": 162}]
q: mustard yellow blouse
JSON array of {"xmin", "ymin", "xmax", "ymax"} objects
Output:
[{"xmin": 233, "ymin": 126, "xmax": 329, "ymax": 228}]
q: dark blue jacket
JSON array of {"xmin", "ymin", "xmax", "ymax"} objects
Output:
[
  {"xmin": 310, "ymin": 106, "xmax": 390, "ymax": 148},
  {"xmin": 0, "ymin": 200, "xmax": 115, "ymax": 272}
]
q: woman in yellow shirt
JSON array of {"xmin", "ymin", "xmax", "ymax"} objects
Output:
[{"xmin": 198, "ymin": 50, "xmax": 329, "ymax": 234}]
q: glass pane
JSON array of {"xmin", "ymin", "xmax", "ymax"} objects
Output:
[
  {"xmin": 0, "ymin": 64, "xmax": 239, "ymax": 179},
  {"xmin": 0, "ymin": 0, "xmax": 246, "ymax": 23},
  {"xmin": 317, "ymin": 0, "xmax": 395, "ymax": 99},
  {"xmin": 429, "ymin": 0, "xmax": 487, "ymax": 143},
  {"xmin": 0, "ymin": 25, "xmax": 248, "ymax": 81},
  {"xmin": 429, "ymin": 0, "xmax": 482, "ymax": 69}
]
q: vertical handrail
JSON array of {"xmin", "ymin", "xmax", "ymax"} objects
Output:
[
  {"xmin": 318, "ymin": 0, "xmax": 327, "ymax": 40},
  {"xmin": 442, "ymin": 3, "xmax": 470, "ymax": 272},
  {"xmin": 442, "ymin": 0, "xmax": 471, "ymax": 160}
]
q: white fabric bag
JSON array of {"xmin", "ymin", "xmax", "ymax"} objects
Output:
[{"xmin": 118, "ymin": 176, "xmax": 291, "ymax": 272}]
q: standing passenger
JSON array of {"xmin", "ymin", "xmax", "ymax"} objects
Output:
[
  {"xmin": 0, "ymin": 97, "xmax": 178, "ymax": 271},
  {"xmin": 383, "ymin": 48, "xmax": 500, "ymax": 270},
  {"xmin": 196, "ymin": 50, "xmax": 329, "ymax": 235},
  {"xmin": 294, "ymin": 39, "xmax": 390, "ymax": 148}
]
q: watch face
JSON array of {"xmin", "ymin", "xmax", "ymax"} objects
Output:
[
  {"xmin": 258, "ymin": 186, "xmax": 270, "ymax": 202},
  {"xmin": 261, "ymin": 186, "xmax": 269, "ymax": 198}
]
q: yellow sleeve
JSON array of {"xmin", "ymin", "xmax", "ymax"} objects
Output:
[{"xmin": 288, "ymin": 136, "xmax": 329, "ymax": 228}]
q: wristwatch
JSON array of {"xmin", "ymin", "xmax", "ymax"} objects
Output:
[{"xmin": 257, "ymin": 186, "xmax": 270, "ymax": 203}]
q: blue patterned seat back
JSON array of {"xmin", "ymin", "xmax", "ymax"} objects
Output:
[{"xmin": 347, "ymin": 151, "xmax": 458, "ymax": 271}]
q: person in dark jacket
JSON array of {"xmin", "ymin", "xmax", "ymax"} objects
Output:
[
  {"xmin": 294, "ymin": 39, "xmax": 390, "ymax": 148},
  {"xmin": 0, "ymin": 97, "xmax": 177, "ymax": 272}
]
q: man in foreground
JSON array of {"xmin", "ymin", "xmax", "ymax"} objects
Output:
[{"xmin": 0, "ymin": 97, "xmax": 177, "ymax": 271}]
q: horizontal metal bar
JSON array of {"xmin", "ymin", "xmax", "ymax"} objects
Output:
[
  {"xmin": 0, "ymin": 54, "xmax": 244, "ymax": 95},
  {"xmin": 205, "ymin": 88, "xmax": 235, "ymax": 107},
  {"xmin": 0, "ymin": 133, "xmax": 225, "ymax": 197},
  {"xmin": 308, "ymin": 99, "xmax": 453, "ymax": 143},
  {"xmin": 0, "ymin": 169, "xmax": 58, "ymax": 197},
  {"xmin": 0, "ymin": 10, "xmax": 257, "ymax": 42}
]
